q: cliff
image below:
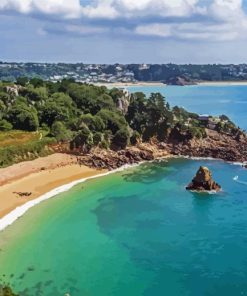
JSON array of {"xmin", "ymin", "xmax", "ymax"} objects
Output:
[{"xmin": 167, "ymin": 129, "xmax": 247, "ymax": 163}]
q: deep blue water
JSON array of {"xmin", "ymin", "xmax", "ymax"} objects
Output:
[{"xmin": 127, "ymin": 85, "xmax": 247, "ymax": 130}]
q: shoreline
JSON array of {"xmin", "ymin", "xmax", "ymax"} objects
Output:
[
  {"xmin": 0, "ymin": 168, "xmax": 127, "ymax": 232},
  {"xmin": 0, "ymin": 151, "xmax": 146, "ymax": 232},
  {"xmin": 0, "ymin": 152, "xmax": 246, "ymax": 232},
  {"xmin": 93, "ymin": 82, "xmax": 166, "ymax": 88},
  {"xmin": 0, "ymin": 154, "xmax": 108, "ymax": 230},
  {"xmin": 197, "ymin": 81, "xmax": 247, "ymax": 86},
  {"xmin": 94, "ymin": 81, "xmax": 247, "ymax": 88}
]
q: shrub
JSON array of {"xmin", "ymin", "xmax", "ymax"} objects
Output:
[
  {"xmin": 0, "ymin": 119, "xmax": 13, "ymax": 131},
  {"xmin": 93, "ymin": 132, "xmax": 103, "ymax": 145},
  {"xmin": 130, "ymin": 130, "xmax": 141, "ymax": 145},
  {"xmin": 99, "ymin": 139, "xmax": 109, "ymax": 149}
]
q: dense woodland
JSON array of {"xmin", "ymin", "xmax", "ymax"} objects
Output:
[{"xmin": 0, "ymin": 78, "xmax": 240, "ymax": 167}]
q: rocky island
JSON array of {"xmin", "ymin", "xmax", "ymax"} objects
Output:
[{"xmin": 186, "ymin": 166, "xmax": 221, "ymax": 192}]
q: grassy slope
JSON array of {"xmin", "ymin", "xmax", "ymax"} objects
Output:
[{"xmin": 0, "ymin": 130, "xmax": 55, "ymax": 168}]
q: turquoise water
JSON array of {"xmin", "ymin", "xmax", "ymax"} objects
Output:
[
  {"xmin": 1, "ymin": 159, "xmax": 247, "ymax": 295},
  {"xmin": 128, "ymin": 85, "xmax": 247, "ymax": 129},
  {"xmin": 1, "ymin": 85, "xmax": 247, "ymax": 295}
]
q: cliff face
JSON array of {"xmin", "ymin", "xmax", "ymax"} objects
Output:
[
  {"xmin": 68, "ymin": 127, "xmax": 247, "ymax": 170},
  {"xmin": 186, "ymin": 166, "xmax": 221, "ymax": 192}
]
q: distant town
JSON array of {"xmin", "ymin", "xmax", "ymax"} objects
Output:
[{"xmin": 1, "ymin": 62, "xmax": 247, "ymax": 85}]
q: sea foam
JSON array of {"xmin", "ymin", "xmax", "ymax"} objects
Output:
[{"xmin": 0, "ymin": 164, "xmax": 140, "ymax": 232}]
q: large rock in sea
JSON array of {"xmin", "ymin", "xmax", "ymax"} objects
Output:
[{"xmin": 186, "ymin": 166, "xmax": 221, "ymax": 192}]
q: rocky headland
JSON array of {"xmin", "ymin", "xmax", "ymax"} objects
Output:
[
  {"xmin": 68, "ymin": 127, "xmax": 247, "ymax": 170},
  {"xmin": 168, "ymin": 128, "xmax": 247, "ymax": 163}
]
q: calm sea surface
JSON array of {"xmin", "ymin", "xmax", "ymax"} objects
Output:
[
  {"xmin": 128, "ymin": 85, "xmax": 247, "ymax": 130},
  {"xmin": 0, "ymin": 86, "xmax": 247, "ymax": 296}
]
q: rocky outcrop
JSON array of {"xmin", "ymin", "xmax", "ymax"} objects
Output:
[
  {"xmin": 5, "ymin": 85, "xmax": 21, "ymax": 96},
  {"xmin": 76, "ymin": 144, "xmax": 169, "ymax": 170},
  {"xmin": 168, "ymin": 129, "xmax": 247, "ymax": 163},
  {"xmin": 116, "ymin": 89, "xmax": 131, "ymax": 114},
  {"xmin": 186, "ymin": 166, "xmax": 221, "ymax": 192},
  {"xmin": 167, "ymin": 76, "xmax": 195, "ymax": 86},
  {"xmin": 68, "ymin": 126, "xmax": 247, "ymax": 170},
  {"xmin": 117, "ymin": 96, "xmax": 130, "ymax": 114}
]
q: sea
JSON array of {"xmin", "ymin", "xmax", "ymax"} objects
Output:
[{"xmin": 0, "ymin": 85, "xmax": 247, "ymax": 296}]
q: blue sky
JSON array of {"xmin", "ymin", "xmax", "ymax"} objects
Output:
[{"xmin": 0, "ymin": 0, "xmax": 247, "ymax": 64}]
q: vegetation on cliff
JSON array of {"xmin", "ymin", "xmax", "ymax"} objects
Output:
[{"xmin": 0, "ymin": 79, "xmax": 244, "ymax": 167}]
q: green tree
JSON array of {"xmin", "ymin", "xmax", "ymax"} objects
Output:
[
  {"xmin": 112, "ymin": 128, "xmax": 130, "ymax": 149},
  {"xmin": 16, "ymin": 77, "xmax": 28, "ymax": 86},
  {"xmin": 97, "ymin": 109, "xmax": 127, "ymax": 134},
  {"xmin": 29, "ymin": 78, "xmax": 44, "ymax": 88},
  {"xmin": 8, "ymin": 103, "xmax": 39, "ymax": 131},
  {"xmin": 51, "ymin": 121, "xmax": 72, "ymax": 142},
  {"xmin": 78, "ymin": 114, "xmax": 105, "ymax": 132},
  {"xmin": 71, "ymin": 123, "xmax": 93, "ymax": 151},
  {"xmin": 40, "ymin": 93, "xmax": 75, "ymax": 126}
]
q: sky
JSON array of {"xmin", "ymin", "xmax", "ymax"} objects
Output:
[{"xmin": 0, "ymin": 0, "xmax": 247, "ymax": 64}]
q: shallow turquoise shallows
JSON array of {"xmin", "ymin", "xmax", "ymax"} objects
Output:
[
  {"xmin": 0, "ymin": 158, "xmax": 247, "ymax": 296},
  {"xmin": 127, "ymin": 85, "xmax": 247, "ymax": 129}
]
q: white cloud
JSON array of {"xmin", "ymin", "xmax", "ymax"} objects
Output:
[
  {"xmin": 113, "ymin": 0, "xmax": 202, "ymax": 16},
  {"xmin": 82, "ymin": 0, "xmax": 202, "ymax": 18},
  {"xmin": 0, "ymin": 0, "xmax": 203, "ymax": 19},
  {"xmin": 134, "ymin": 0, "xmax": 247, "ymax": 42},
  {"xmin": 81, "ymin": 1, "xmax": 118, "ymax": 19},
  {"xmin": 0, "ymin": 0, "xmax": 247, "ymax": 43},
  {"xmin": 0, "ymin": 0, "xmax": 82, "ymax": 18}
]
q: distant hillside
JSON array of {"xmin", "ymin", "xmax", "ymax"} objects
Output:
[{"xmin": 1, "ymin": 62, "xmax": 247, "ymax": 84}]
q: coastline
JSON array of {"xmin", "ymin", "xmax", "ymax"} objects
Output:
[
  {"xmin": 0, "ymin": 152, "xmax": 148, "ymax": 232},
  {"xmin": 93, "ymin": 82, "xmax": 166, "ymax": 88},
  {"xmin": 94, "ymin": 81, "xmax": 247, "ymax": 87},
  {"xmin": 197, "ymin": 81, "xmax": 247, "ymax": 86},
  {"xmin": 0, "ymin": 154, "xmax": 108, "ymax": 231},
  {"xmin": 0, "ymin": 154, "xmax": 245, "ymax": 231}
]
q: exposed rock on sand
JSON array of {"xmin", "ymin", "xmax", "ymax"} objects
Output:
[{"xmin": 186, "ymin": 166, "xmax": 221, "ymax": 192}]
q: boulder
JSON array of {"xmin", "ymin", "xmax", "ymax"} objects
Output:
[{"xmin": 186, "ymin": 166, "xmax": 221, "ymax": 192}]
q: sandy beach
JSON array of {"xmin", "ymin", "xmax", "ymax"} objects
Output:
[
  {"xmin": 197, "ymin": 81, "xmax": 247, "ymax": 86},
  {"xmin": 0, "ymin": 153, "xmax": 107, "ymax": 220},
  {"xmin": 94, "ymin": 82, "xmax": 166, "ymax": 88},
  {"xmin": 95, "ymin": 81, "xmax": 247, "ymax": 87}
]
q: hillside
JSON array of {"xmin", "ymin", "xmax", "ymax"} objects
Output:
[
  {"xmin": 1, "ymin": 63, "xmax": 247, "ymax": 84},
  {"xmin": 0, "ymin": 78, "xmax": 246, "ymax": 168}
]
